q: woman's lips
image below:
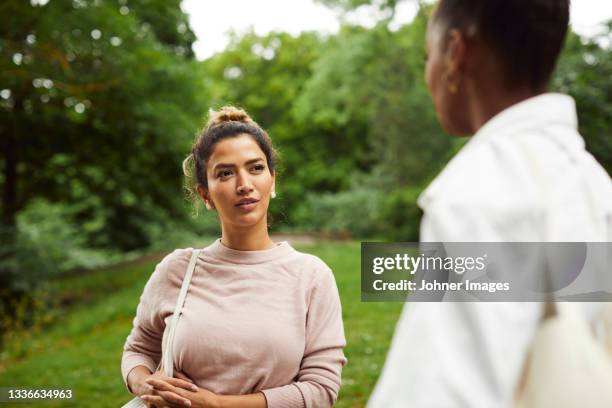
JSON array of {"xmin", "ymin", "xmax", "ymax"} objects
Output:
[{"xmin": 235, "ymin": 200, "xmax": 259, "ymax": 211}]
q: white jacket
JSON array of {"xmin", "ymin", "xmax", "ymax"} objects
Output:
[{"xmin": 367, "ymin": 94, "xmax": 612, "ymax": 408}]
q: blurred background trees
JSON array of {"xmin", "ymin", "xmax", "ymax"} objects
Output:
[
  {"xmin": 1, "ymin": 0, "xmax": 610, "ymax": 330},
  {"xmin": 0, "ymin": 0, "xmax": 205, "ymax": 328}
]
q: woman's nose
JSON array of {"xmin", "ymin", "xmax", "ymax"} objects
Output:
[
  {"xmin": 237, "ymin": 184, "xmax": 253, "ymax": 195},
  {"xmin": 236, "ymin": 171, "xmax": 254, "ymax": 195}
]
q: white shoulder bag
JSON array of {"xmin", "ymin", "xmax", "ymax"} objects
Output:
[
  {"xmin": 514, "ymin": 292, "xmax": 612, "ymax": 407},
  {"xmin": 122, "ymin": 249, "xmax": 201, "ymax": 408},
  {"xmin": 514, "ymin": 136, "xmax": 612, "ymax": 407}
]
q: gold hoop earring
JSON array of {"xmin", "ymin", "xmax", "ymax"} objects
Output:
[{"xmin": 442, "ymin": 72, "xmax": 457, "ymax": 94}]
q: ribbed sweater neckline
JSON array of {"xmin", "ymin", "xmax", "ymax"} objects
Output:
[{"xmin": 204, "ymin": 238, "xmax": 295, "ymax": 264}]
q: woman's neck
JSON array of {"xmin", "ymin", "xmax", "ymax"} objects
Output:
[
  {"xmin": 219, "ymin": 219, "xmax": 275, "ymax": 251},
  {"xmin": 468, "ymin": 83, "xmax": 545, "ymax": 134}
]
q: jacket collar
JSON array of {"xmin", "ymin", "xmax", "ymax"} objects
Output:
[
  {"xmin": 469, "ymin": 93, "xmax": 578, "ymax": 148},
  {"xmin": 418, "ymin": 93, "xmax": 581, "ymax": 210}
]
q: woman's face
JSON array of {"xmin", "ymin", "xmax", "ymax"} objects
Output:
[
  {"xmin": 201, "ymin": 134, "xmax": 275, "ymax": 230},
  {"xmin": 425, "ymin": 10, "xmax": 471, "ymax": 135}
]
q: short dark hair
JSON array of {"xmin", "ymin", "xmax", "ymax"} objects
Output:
[{"xmin": 432, "ymin": 0, "xmax": 570, "ymax": 89}]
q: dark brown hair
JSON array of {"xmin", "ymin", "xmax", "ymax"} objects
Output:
[
  {"xmin": 432, "ymin": 0, "xmax": 570, "ymax": 90},
  {"xmin": 183, "ymin": 106, "xmax": 277, "ymax": 212}
]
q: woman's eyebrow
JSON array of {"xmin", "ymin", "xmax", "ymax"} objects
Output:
[
  {"xmin": 213, "ymin": 158, "xmax": 264, "ymax": 171},
  {"xmin": 212, "ymin": 163, "xmax": 235, "ymax": 171}
]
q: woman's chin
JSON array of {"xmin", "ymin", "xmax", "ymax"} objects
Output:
[{"xmin": 230, "ymin": 213, "xmax": 266, "ymax": 228}]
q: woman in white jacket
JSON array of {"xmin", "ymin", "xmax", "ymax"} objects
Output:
[{"xmin": 368, "ymin": 0, "xmax": 612, "ymax": 407}]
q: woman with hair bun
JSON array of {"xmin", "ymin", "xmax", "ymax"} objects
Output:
[{"xmin": 121, "ymin": 106, "xmax": 347, "ymax": 408}]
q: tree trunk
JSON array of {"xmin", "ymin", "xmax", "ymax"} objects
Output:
[
  {"xmin": 1, "ymin": 97, "xmax": 20, "ymax": 308},
  {"xmin": 1, "ymin": 98, "xmax": 19, "ymax": 238},
  {"xmin": 2, "ymin": 135, "xmax": 17, "ymax": 234}
]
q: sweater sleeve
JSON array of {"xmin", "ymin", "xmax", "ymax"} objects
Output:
[
  {"xmin": 121, "ymin": 250, "xmax": 178, "ymax": 391},
  {"xmin": 262, "ymin": 266, "xmax": 347, "ymax": 408}
]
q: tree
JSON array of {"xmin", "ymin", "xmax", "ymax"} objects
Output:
[
  {"xmin": 315, "ymin": 0, "xmax": 426, "ymax": 22},
  {"xmin": 0, "ymin": 0, "xmax": 207, "ymax": 312},
  {"xmin": 316, "ymin": 0, "xmax": 400, "ymax": 15},
  {"xmin": 553, "ymin": 25, "xmax": 612, "ymax": 175},
  {"xmin": 293, "ymin": 25, "xmax": 389, "ymax": 188},
  {"xmin": 293, "ymin": 10, "xmax": 453, "ymax": 238},
  {"xmin": 0, "ymin": 0, "xmax": 205, "ymax": 250}
]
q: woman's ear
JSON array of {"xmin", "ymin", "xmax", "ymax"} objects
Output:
[
  {"xmin": 197, "ymin": 185, "xmax": 214, "ymax": 210},
  {"xmin": 445, "ymin": 29, "xmax": 467, "ymax": 89}
]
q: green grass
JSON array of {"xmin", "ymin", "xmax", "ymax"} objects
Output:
[{"xmin": 0, "ymin": 240, "xmax": 402, "ymax": 408}]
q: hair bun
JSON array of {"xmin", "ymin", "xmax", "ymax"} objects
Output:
[{"xmin": 206, "ymin": 106, "xmax": 253, "ymax": 127}]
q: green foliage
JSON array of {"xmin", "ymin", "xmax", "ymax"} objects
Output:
[
  {"xmin": 292, "ymin": 14, "xmax": 452, "ymax": 236},
  {"xmin": 315, "ymin": 0, "xmax": 404, "ymax": 15},
  {"xmin": 142, "ymin": 205, "xmax": 221, "ymax": 251},
  {"xmin": 128, "ymin": 0, "xmax": 197, "ymax": 56},
  {"xmin": 377, "ymin": 187, "xmax": 422, "ymax": 241},
  {"xmin": 294, "ymin": 25, "xmax": 382, "ymax": 175},
  {"xmin": 0, "ymin": 0, "xmax": 209, "ymax": 337},
  {"xmin": 553, "ymin": 26, "xmax": 612, "ymax": 175},
  {"xmin": 17, "ymin": 198, "xmax": 127, "ymax": 272},
  {"xmin": 0, "ymin": 223, "xmax": 50, "ymax": 342},
  {"xmin": 297, "ymin": 186, "xmax": 382, "ymax": 238},
  {"xmin": 0, "ymin": 0, "xmax": 206, "ymax": 251},
  {"xmin": 0, "ymin": 227, "xmax": 47, "ymax": 295},
  {"xmin": 368, "ymin": 13, "xmax": 453, "ymax": 187}
]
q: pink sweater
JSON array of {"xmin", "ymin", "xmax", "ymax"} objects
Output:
[{"xmin": 121, "ymin": 239, "xmax": 347, "ymax": 408}]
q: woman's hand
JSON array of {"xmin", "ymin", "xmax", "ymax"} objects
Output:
[
  {"xmin": 141, "ymin": 370, "xmax": 267, "ymax": 408},
  {"xmin": 144, "ymin": 377, "xmax": 221, "ymax": 408},
  {"xmin": 138, "ymin": 370, "xmax": 199, "ymax": 408}
]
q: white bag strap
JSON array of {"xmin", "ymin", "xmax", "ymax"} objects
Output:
[{"xmin": 161, "ymin": 249, "xmax": 200, "ymax": 377}]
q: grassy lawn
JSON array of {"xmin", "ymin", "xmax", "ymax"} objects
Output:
[{"xmin": 0, "ymin": 240, "xmax": 402, "ymax": 408}]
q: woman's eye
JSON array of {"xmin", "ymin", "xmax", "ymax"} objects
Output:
[
  {"xmin": 251, "ymin": 164, "xmax": 265, "ymax": 172},
  {"xmin": 217, "ymin": 170, "xmax": 233, "ymax": 178}
]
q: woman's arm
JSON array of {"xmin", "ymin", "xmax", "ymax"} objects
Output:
[
  {"xmin": 122, "ymin": 250, "xmax": 185, "ymax": 390},
  {"xmin": 127, "ymin": 365, "xmax": 153, "ymax": 396},
  {"xmin": 215, "ymin": 393, "xmax": 267, "ymax": 408},
  {"xmin": 262, "ymin": 267, "xmax": 347, "ymax": 408}
]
